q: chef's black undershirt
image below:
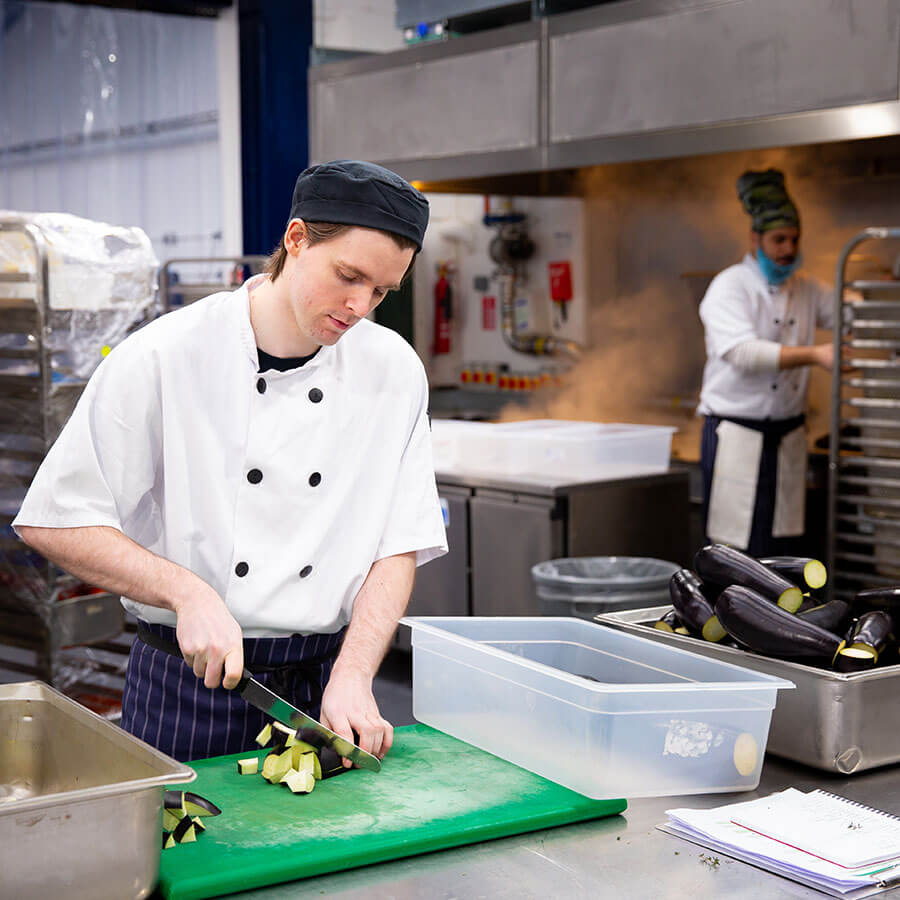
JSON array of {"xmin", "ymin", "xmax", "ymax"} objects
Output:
[{"xmin": 257, "ymin": 346, "xmax": 320, "ymax": 373}]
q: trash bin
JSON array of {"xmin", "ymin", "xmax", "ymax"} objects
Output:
[{"xmin": 531, "ymin": 556, "xmax": 680, "ymax": 619}]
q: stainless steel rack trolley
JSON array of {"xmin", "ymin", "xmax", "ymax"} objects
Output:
[
  {"xmin": 828, "ymin": 227, "xmax": 900, "ymax": 603},
  {"xmin": 159, "ymin": 255, "xmax": 267, "ymax": 312},
  {"xmin": 0, "ymin": 215, "xmax": 155, "ymax": 708}
]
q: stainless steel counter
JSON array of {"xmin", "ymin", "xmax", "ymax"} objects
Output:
[{"xmin": 212, "ymin": 755, "xmax": 900, "ymax": 899}]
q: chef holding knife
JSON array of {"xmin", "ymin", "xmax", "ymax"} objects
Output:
[
  {"xmin": 698, "ymin": 168, "xmax": 837, "ymax": 558},
  {"xmin": 13, "ymin": 160, "xmax": 448, "ymax": 764}
]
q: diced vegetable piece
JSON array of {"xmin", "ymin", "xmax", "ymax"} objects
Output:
[
  {"xmin": 191, "ymin": 816, "xmax": 206, "ymax": 833},
  {"xmin": 237, "ymin": 757, "xmax": 259, "ymax": 775},
  {"xmin": 695, "ymin": 544, "xmax": 803, "ymax": 612},
  {"xmin": 173, "ymin": 816, "xmax": 197, "ymax": 844},
  {"xmin": 263, "ymin": 749, "xmax": 294, "ymax": 784},
  {"xmin": 162, "ymin": 831, "xmax": 177, "ymax": 850},
  {"xmin": 318, "ymin": 746, "xmax": 349, "ymax": 779},
  {"xmin": 716, "ymin": 585, "xmax": 845, "ymax": 661},
  {"xmin": 758, "ymin": 556, "xmax": 827, "ymax": 591},
  {"xmin": 669, "ymin": 569, "xmax": 726, "ymax": 642},
  {"xmin": 283, "ymin": 770, "xmax": 316, "ymax": 794},
  {"xmin": 163, "ymin": 808, "xmax": 185, "ymax": 832},
  {"xmin": 294, "ymin": 751, "xmax": 317, "ymax": 778},
  {"xmin": 255, "ymin": 723, "xmax": 273, "ymax": 747},
  {"xmin": 164, "ymin": 790, "xmax": 186, "ymax": 813},
  {"xmin": 183, "ymin": 791, "xmax": 222, "ymax": 817}
]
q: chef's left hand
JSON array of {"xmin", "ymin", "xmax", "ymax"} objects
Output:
[{"xmin": 319, "ymin": 666, "xmax": 393, "ymax": 767}]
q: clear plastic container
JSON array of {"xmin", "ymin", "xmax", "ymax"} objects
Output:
[
  {"xmin": 430, "ymin": 418, "xmax": 675, "ymax": 479},
  {"xmin": 532, "ymin": 556, "xmax": 680, "ymax": 619},
  {"xmin": 402, "ymin": 616, "xmax": 793, "ymax": 799}
]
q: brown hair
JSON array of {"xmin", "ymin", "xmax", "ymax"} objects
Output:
[{"xmin": 264, "ymin": 221, "xmax": 417, "ymax": 283}]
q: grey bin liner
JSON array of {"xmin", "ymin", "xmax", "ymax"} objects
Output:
[{"xmin": 531, "ymin": 556, "xmax": 680, "ymax": 618}]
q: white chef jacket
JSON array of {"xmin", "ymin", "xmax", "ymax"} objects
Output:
[
  {"xmin": 698, "ymin": 253, "xmax": 835, "ymax": 419},
  {"xmin": 13, "ymin": 280, "xmax": 448, "ymax": 637}
]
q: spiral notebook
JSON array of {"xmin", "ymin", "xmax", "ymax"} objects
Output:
[
  {"xmin": 730, "ymin": 789, "xmax": 900, "ymax": 869},
  {"xmin": 662, "ymin": 789, "xmax": 900, "ymax": 898}
]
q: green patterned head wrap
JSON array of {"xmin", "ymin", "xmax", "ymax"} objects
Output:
[{"xmin": 737, "ymin": 169, "xmax": 799, "ymax": 233}]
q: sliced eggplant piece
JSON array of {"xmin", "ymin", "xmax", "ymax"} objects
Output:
[
  {"xmin": 263, "ymin": 749, "xmax": 294, "ymax": 784},
  {"xmin": 653, "ymin": 609, "xmax": 680, "ymax": 633},
  {"xmin": 163, "ymin": 808, "xmax": 185, "ymax": 832},
  {"xmin": 284, "ymin": 769, "xmax": 316, "ymax": 794},
  {"xmin": 318, "ymin": 746, "xmax": 349, "ymax": 779},
  {"xmin": 164, "ymin": 790, "xmax": 187, "ymax": 813},
  {"xmin": 183, "ymin": 791, "xmax": 222, "ymax": 818},
  {"xmin": 237, "ymin": 757, "xmax": 259, "ymax": 775},
  {"xmin": 834, "ymin": 610, "xmax": 894, "ymax": 672},
  {"xmin": 191, "ymin": 816, "xmax": 206, "ymax": 833},
  {"xmin": 695, "ymin": 544, "xmax": 803, "ymax": 612},
  {"xmin": 255, "ymin": 723, "xmax": 273, "ymax": 747},
  {"xmin": 758, "ymin": 556, "xmax": 827, "ymax": 592},
  {"xmin": 162, "ymin": 831, "xmax": 177, "ymax": 850},
  {"xmin": 669, "ymin": 569, "xmax": 726, "ymax": 642},
  {"xmin": 716, "ymin": 585, "xmax": 845, "ymax": 661},
  {"xmin": 173, "ymin": 816, "xmax": 197, "ymax": 844},
  {"xmin": 797, "ymin": 599, "xmax": 852, "ymax": 635}
]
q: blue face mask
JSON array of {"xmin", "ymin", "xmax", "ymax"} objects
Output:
[{"xmin": 756, "ymin": 247, "xmax": 801, "ymax": 286}]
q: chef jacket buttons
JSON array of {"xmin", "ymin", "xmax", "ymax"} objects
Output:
[
  {"xmin": 771, "ymin": 384, "xmax": 778, "ymax": 390},
  {"xmin": 257, "ymin": 377, "xmax": 267, "ymax": 394},
  {"xmin": 789, "ymin": 318, "xmax": 795, "ymax": 326},
  {"xmin": 309, "ymin": 472, "xmax": 321, "ymax": 487},
  {"xmin": 247, "ymin": 468, "xmax": 263, "ymax": 484},
  {"xmin": 309, "ymin": 388, "xmax": 323, "ymax": 403},
  {"xmin": 774, "ymin": 318, "xmax": 780, "ymax": 325},
  {"xmin": 235, "ymin": 561, "xmax": 249, "ymax": 577},
  {"xmin": 299, "ymin": 565, "xmax": 313, "ymax": 578}
]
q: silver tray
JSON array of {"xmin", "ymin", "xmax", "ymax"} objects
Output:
[{"xmin": 596, "ymin": 605, "xmax": 900, "ymax": 775}]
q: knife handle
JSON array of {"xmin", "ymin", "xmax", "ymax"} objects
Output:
[{"xmin": 234, "ymin": 668, "xmax": 253, "ymax": 693}]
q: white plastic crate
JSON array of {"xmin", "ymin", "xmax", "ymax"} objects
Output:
[{"xmin": 403, "ymin": 616, "xmax": 793, "ymax": 800}]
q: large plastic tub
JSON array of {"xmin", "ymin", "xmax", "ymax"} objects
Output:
[
  {"xmin": 531, "ymin": 556, "xmax": 680, "ymax": 618},
  {"xmin": 430, "ymin": 418, "xmax": 675, "ymax": 479},
  {"xmin": 402, "ymin": 617, "xmax": 793, "ymax": 800}
]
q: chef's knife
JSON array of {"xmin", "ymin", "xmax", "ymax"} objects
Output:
[{"xmin": 236, "ymin": 669, "xmax": 382, "ymax": 772}]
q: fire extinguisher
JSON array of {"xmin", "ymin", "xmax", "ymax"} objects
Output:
[{"xmin": 432, "ymin": 262, "xmax": 452, "ymax": 355}]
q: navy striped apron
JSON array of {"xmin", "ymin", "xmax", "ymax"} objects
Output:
[
  {"xmin": 121, "ymin": 621, "xmax": 345, "ymax": 762},
  {"xmin": 700, "ymin": 413, "xmax": 806, "ymax": 558}
]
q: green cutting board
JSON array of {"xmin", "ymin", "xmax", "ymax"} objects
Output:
[{"xmin": 156, "ymin": 724, "xmax": 626, "ymax": 900}]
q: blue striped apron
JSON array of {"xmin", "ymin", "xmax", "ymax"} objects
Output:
[
  {"xmin": 700, "ymin": 412, "xmax": 806, "ymax": 558},
  {"xmin": 121, "ymin": 621, "xmax": 346, "ymax": 761}
]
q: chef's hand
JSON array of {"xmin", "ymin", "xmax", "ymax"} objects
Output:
[
  {"xmin": 173, "ymin": 586, "xmax": 245, "ymax": 690},
  {"xmin": 319, "ymin": 667, "xmax": 393, "ymax": 767},
  {"xmin": 812, "ymin": 342, "xmax": 835, "ymax": 371}
]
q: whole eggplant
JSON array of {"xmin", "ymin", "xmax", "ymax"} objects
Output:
[
  {"xmin": 695, "ymin": 544, "xmax": 804, "ymax": 612},
  {"xmin": 758, "ymin": 556, "xmax": 827, "ymax": 592},
  {"xmin": 715, "ymin": 584, "xmax": 844, "ymax": 661},
  {"xmin": 796, "ymin": 599, "xmax": 852, "ymax": 636},
  {"xmin": 669, "ymin": 569, "xmax": 726, "ymax": 642},
  {"xmin": 834, "ymin": 610, "xmax": 895, "ymax": 673}
]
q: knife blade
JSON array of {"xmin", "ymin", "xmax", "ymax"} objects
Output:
[{"xmin": 236, "ymin": 669, "xmax": 381, "ymax": 772}]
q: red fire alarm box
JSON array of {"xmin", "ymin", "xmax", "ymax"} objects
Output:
[
  {"xmin": 548, "ymin": 261, "xmax": 573, "ymax": 302},
  {"xmin": 482, "ymin": 295, "xmax": 496, "ymax": 330}
]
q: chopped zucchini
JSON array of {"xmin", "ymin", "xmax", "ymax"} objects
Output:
[
  {"xmin": 255, "ymin": 723, "xmax": 273, "ymax": 747},
  {"xmin": 283, "ymin": 769, "xmax": 316, "ymax": 794},
  {"xmin": 237, "ymin": 757, "xmax": 259, "ymax": 775}
]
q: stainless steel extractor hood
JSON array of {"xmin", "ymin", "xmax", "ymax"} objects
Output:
[{"xmin": 309, "ymin": 0, "xmax": 900, "ymax": 181}]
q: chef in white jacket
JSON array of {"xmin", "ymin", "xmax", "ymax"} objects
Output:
[
  {"xmin": 698, "ymin": 169, "xmax": 835, "ymax": 557},
  {"xmin": 13, "ymin": 160, "xmax": 448, "ymax": 762}
]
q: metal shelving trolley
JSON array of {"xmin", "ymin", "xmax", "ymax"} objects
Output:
[
  {"xmin": 828, "ymin": 227, "xmax": 900, "ymax": 602},
  {"xmin": 0, "ymin": 212, "xmax": 158, "ymax": 716},
  {"xmin": 159, "ymin": 255, "xmax": 267, "ymax": 312}
]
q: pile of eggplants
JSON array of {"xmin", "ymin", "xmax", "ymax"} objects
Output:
[{"xmin": 651, "ymin": 543, "xmax": 898, "ymax": 673}]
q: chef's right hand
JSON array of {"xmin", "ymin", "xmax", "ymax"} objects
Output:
[{"xmin": 173, "ymin": 586, "xmax": 244, "ymax": 690}]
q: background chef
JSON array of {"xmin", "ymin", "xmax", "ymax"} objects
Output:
[
  {"xmin": 13, "ymin": 160, "xmax": 448, "ymax": 763},
  {"xmin": 697, "ymin": 168, "xmax": 835, "ymax": 557}
]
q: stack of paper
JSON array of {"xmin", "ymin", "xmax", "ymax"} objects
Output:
[{"xmin": 661, "ymin": 789, "xmax": 900, "ymax": 898}]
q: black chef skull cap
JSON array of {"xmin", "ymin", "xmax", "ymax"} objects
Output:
[{"xmin": 290, "ymin": 160, "xmax": 429, "ymax": 252}]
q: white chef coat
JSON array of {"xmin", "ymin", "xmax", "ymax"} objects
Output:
[
  {"xmin": 13, "ymin": 280, "xmax": 448, "ymax": 637},
  {"xmin": 698, "ymin": 253, "xmax": 835, "ymax": 419}
]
